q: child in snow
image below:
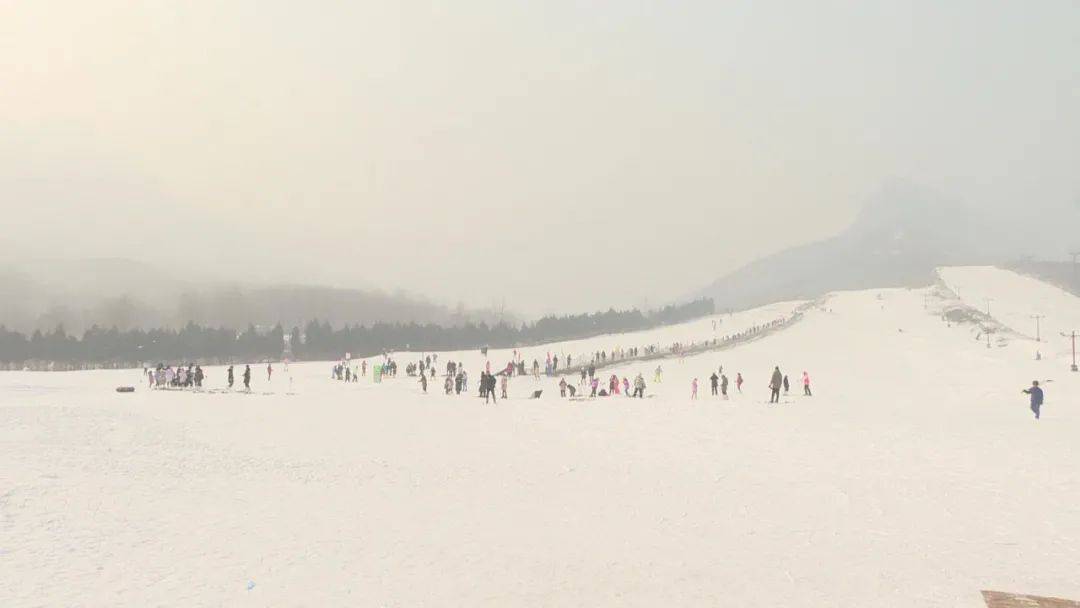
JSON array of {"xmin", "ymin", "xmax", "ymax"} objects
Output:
[{"xmin": 691, "ymin": 378, "xmax": 698, "ymax": 400}]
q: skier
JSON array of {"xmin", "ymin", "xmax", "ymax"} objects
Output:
[
  {"xmin": 1023, "ymin": 380, "xmax": 1044, "ymax": 420},
  {"xmin": 654, "ymin": 366, "xmax": 663, "ymax": 383},
  {"xmin": 622, "ymin": 377, "xmax": 630, "ymax": 397},
  {"xmin": 559, "ymin": 378, "xmax": 567, "ymax": 397},
  {"xmin": 782, "ymin": 374, "xmax": 790, "ymax": 394},
  {"xmin": 720, "ymin": 373, "xmax": 729, "ymax": 398},
  {"xmin": 802, "ymin": 371, "xmax": 812, "ymax": 396},
  {"xmin": 194, "ymin": 365, "xmax": 205, "ymax": 388},
  {"xmin": 227, "ymin": 365, "xmax": 235, "ymax": 389},
  {"xmin": 710, "ymin": 372, "xmax": 719, "ymax": 396},
  {"xmin": 267, "ymin": 362, "xmax": 273, "ymax": 382},
  {"xmin": 691, "ymin": 378, "xmax": 699, "ymax": 400},
  {"xmin": 419, "ymin": 372, "xmax": 428, "ymax": 393},
  {"xmin": 243, "ymin": 365, "xmax": 252, "ymax": 391},
  {"xmin": 500, "ymin": 375, "xmax": 508, "ymax": 399},
  {"xmin": 769, "ymin": 367, "xmax": 783, "ymax": 403},
  {"xmin": 736, "ymin": 372, "xmax": 744, "ymax": 393}
]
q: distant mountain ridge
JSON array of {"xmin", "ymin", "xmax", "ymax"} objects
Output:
[{"xmin": 694, "ymin": 182, "xmax": 1078, "ymax": 311}]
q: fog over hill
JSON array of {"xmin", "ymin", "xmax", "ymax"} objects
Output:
[{"xmin": 0, "ymin": 258, "xmax": 509, "ymax": 333}]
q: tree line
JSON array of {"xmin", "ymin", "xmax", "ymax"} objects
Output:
[{"xmin": 0, "ymin": 298, "xmax": 714, "ymax": 369}]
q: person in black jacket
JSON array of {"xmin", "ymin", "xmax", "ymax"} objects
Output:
[{"xmin": 769, "ymin": 367, "xmax": 783, "ymax": 403}]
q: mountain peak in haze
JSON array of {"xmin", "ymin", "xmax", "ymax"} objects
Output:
[{"xmin": 695, "ymin": 181, "xmax": 1034, "ymax": 311}]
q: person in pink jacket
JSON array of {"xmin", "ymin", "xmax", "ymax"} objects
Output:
[
  {"xmin": 802, "ymin": 371, "xmax": 812, "ymax": 396},
  {"xmin": 691, "ymin": 378, "xmax": 699, "ymax": 400}
]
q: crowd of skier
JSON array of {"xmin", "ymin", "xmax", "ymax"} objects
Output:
[
  {"xmin": 320, "ymin": 345, "xmax": 820, "ymax": 406},
  {"xmin": 145, "ymin": 361, "xmax": 277, "ymax": 392}
]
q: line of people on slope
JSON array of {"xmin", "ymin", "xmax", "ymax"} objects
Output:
[{"xmin": 688, "ymin": 367, "xmax": 812, "ymax": 402}]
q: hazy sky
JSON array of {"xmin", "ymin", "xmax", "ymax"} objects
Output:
[{"xmin": 3, "ymin": 1, "xmax": 1078, "ymax": 315}]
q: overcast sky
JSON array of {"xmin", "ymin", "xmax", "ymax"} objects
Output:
[{"xmin": 3, "ymin": 1, "xmax": 1078, "ymax": 315}]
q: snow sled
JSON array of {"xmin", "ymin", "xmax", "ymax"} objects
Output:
[
  {"xmin": 530, "ymin": 390, "xmax": 543, "ymax": 399},
  {"xmin": 116, "ymin": 386, "xmax": 135, "ymax": 393}
]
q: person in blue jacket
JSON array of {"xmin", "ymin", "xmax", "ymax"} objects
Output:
[{"xmin": 1023, "ymin": 380, "xmax": 1044, "ymax": 420}]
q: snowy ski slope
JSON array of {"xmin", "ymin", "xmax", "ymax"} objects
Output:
[{"xmin": 1, "ymin": 267, "xmax": 1079, "ymax": 607}]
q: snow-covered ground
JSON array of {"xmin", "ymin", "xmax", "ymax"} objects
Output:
[{"xmin": 2, "ymin": 268, "xmax": 1079, "ymax": 607}]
